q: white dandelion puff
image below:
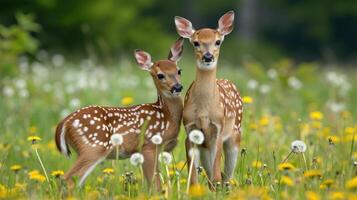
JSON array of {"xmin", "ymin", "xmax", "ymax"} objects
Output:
[
  {"xmin": 189, "ymin": 129, "xmax": 204, "ymax": 145},
  {"xmin": 291, "ymin": 140, "xmax": 307, "ymax": 153},
  {"xmin": 110, "ymin": 134, "xmax": 123, "ymax": 146},
  {"xmin": 159, "ymin": 152, "xmax": 172, "ymax": 164},
  {"xmin": 130, "ymin": 153, "xmax": 144, "ymax": 166},
  {"xmin": 288, "ymin": 76, "xmax": 303, "ymax": 90},
  {"xmin": 188, "ymin": 148, "xmax": 200, "ymax": 158},
  {"xmin": 151, "ymin": 135, "xmax": 163, "ymax": 145},
  {"xmin": 247, "ymin": 79, "xmax": 259, "ymax": 90}
]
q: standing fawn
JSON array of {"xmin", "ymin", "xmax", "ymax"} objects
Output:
[
  {"xmin": 55, "ymin": 38, "xmax": 184, "ymax": 189},
  {"xmin": 174, "ymin": 11, "xmax": 243, "ymax": 188}
]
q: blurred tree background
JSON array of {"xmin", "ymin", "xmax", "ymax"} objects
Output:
[{"xmin": 1, "ymin": 0, "xmax": 357, "ymax": 66}]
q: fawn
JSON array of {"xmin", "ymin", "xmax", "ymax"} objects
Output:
[
  {"xmin": 55, "ymin": 38, "xmax": 184, "ymax": 188},
  {"xmin": 174, "ymin": 11, "xmax": 243, "ymax": 188}
]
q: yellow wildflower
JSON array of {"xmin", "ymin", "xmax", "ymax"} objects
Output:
[
  {"xmin": 259, "ymin": 116, "xmax": 269, "ymax": 126},
  {"xmin": 242, "ymin": 96, "xmax": 253, "ymax": 104},
  {"xmin": 345, "ymin": 127, "xmax": 355, "ymax": 135},
  {"xmin": 310, "ymin": 111, "xmax": 323, "ymax": 120},
  {"xmin": 327, "ymin": 135, "xmax": 341, "ymax": 143},
  {"xmin": 29, "ymin": 173, "xmax": 46, "ymax": 182},
  {"xmin": 320, "ymin": 179, "xmax": 334, "ymax": 189},
  {"xmin": 175, "ymin": 161, "xmax": 186, "ymax": 170},
  {"xmin": 306, "ymin": 191, "xmax": 320, "ymax": 200},
  {"xmin": 252, "ymin": 161, "xmax": 263, "ymax": 168},
  {"xmin": 311, "ymin": 121, "xmax": 322, "ymax": 129},
  {"xmin": 121, "ymin": 96, "xmax": 134, "ymax": 106},
  {"xmin": 346, "ymin": 176, "xmax": 357, "ymax": 189},
  {"xmin": 102, "ymin": 168, "xmax": 114, "ymax": 175},
  {"xmin": 27, "ymin": 136, "xmax": 41, "ymax": 145},
  {"xmin": 249, "ymin": 122, "xmax": 258, "ymax": 131},
  {"xmin": 189, "ymin": 184, "xmax": 206, "ymax": 197},
  {"xmin": 341, "ymin": 111, "xmax": 351, "ymax": 119},
  {"xmin": 28, "ymin": 170, "xmax": 40, "ymax": 177},
  {"xmin": 51, "ymin": 170, "xmax": 64, "ymax": 178},
  {"xmin": 280, "ymin": 176, "xmax": 294, "ymax": 186},
  {"xmin": 329, "ymin": 191, "xmax": 345, "ymax": 200},
  {"xmin": 278, "ymin": 163, "xmax": 295, "ymax": 171},
  {"xmin": 10, "ymin": 165, "xmax": 22, "ymax": 173},
  {"xmin": 304, "ymin": 169, "xmax": 322, "ymax": 178}
]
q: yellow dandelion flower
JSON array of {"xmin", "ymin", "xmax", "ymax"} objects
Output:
[
  {"xmin": 346, "ymin": 176, "xmax": 357, "ymax": 189},
  {"xmin": 278, "ymin": 163, "xmax": 295, "ymax": 171},
  {"xmin": 121, "ymin": 96, "xmax": 134, "ymax": 106},
  {"xmin": 175, "ymin": 161, "xmax": 186, "ymax": 170},
  {"xmin": 29, "ymin": 173, "xmax": 46, "ymax": 182},
  {"xmin": 345, "ymin": 127, "xmax": 355, "ymax": 135},
  {"xmin": 252, "ymin": 161, "xmax": 263, "ymax": 168},
  {"xmin": 327, "ymin": 135, "xmax": 341, "ymax": 143},
  {"xmin": 27, "ymin": 136, "xmax": 41, "ymax": 145},
  {"xmin": 306, "ymin": 191, "xmax": 320, "ymax": 200},
  {"xmin": 280, "ymin": 176, "xmax": 294, "ymax": 186},
  {"xmin": 320, "ymin": 179, "xmax": 334, "ymax": 189},
  {"xmin": 28, "ymin": 170, "xmax": 40, "ymax": 177},
  {"xmin": 329, "ymin": 191, "xmax": 345, "ymax": 200},
  {"xmin": 249, "ymin": 122, "xmax": 258, "ymax": 131},
  {"xmin": 259, "ymin": 116, "xmax": 269, "ymax": 126},
  {"xmin": 229, "ymin": 179, "xmax": 238, "ymax": 187},
  {"xmin": 51, "ymin": 170, "xmax": 64, "ymax": 178},
  {"xmin": 10, "ymin": 165, "xmax": 22, "ymax": 173},
  {"xmin": 344, "ymin": 135, "xmax": 357, "ymax": 143},
  {"xmin": 102, "ymin": 168, "xmax": 114, "ymax": 175},
  {"xmin": 242, "ymin": 96, "xmax": 253, "ymax": 104},
  {"xmin": 310, "ymin": 111, "xmax": 323, "ymax": 121},
  {"xmin": 29, "ymin": 126, "xmax": 38, "ymax": 134},
  {"xmin": 304, "ymin": 169, "xmax": 322, "ymax": 178},
  {"xmin": 189, "ymin": 184, "xmax": 206, "ymax": 197}
]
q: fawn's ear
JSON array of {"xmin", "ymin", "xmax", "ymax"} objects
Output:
[
  {"xmin": 168, "ymin": 37, "xmax": 184, "ymax": 62},
  {"xmin": 174, "ymin": 16, "xmax": 195, "ymax": 38},
  {"xmin": 134, "ymin": 50, "xmax": 153, "ymax": 71},
  {"xmin": 217, "ymin": 10, "xmax": 235, "ymax": 36}
]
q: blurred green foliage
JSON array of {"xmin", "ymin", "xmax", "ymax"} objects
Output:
[
  {"xmin": 0, "ymin": 0, "xmax": 356, "ymax": 63},
  {"xmin": 0, "ymin": 13, "xmax": 40, "ymax": 78}
]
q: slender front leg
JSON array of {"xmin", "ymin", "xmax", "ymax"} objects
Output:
[
  {"xmin": 223, "ymin": 135, "xmax": 239, "ymax": 182},
  {"xmin": 142, "ymin": 148, "xmax": 161, "ymax": 191},
  {"xmin": 213, "ymin": 138, "xmax": 223, "ymax": 184}
]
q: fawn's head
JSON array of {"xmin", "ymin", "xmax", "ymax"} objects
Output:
[
  {"xmin": 175, "ymin": 11, "xmax": 234, "ymax": 70},
  {"xmin": 134, "ymin": 38, "xmax": 184, "ymax": 98}
]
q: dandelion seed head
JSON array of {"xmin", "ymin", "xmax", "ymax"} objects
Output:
[
  {"xmin": 151, "ymin": 135, "xmax": 162, "ymax": 145},
  {"xmin": 130, "ymin": 153, "xmax": 144, "ymax": 166},
  {"xmin": 291, "ymin": 140, "xmax": 307, "ymax": 153},
  {"xmin": 110, "ymin": 134, "xmax": 123, "ymax": 146},
  {"xmin": 189, "ymin": 130, "xmax": 204, "ymax": 145},
  {"xmin": 159, "ymin": 152, "xmax": 172, "ymax": 164}
]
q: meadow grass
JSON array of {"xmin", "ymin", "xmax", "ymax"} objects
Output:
[{"xmin": 0, "ymin": 58, "xmax": 357, "ymax": 199}]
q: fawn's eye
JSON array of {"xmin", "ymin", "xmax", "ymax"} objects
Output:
[
  {"xmin": 178, "ymin": 69, "xmax": 182, "ymax": 75},
  {"xmin": 157, "ymin": 74, "xmax": 165, "ymax": 80},
  {"xmin": 215, "ymin": 40, "xmax": 221, "ymax": 46},
  {"xmin": 193, "ymin": 41, "xmax": 200, "ymax": 47}
]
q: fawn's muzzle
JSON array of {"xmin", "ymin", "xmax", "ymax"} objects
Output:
[
  {"xmin": 171, "ymin": 83, "xmax": 183, "ymax": 94},
  {"xmin": 202, "ymin": 53, "xmax": 214, "ymax": 63}
]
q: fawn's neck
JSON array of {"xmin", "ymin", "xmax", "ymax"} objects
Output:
[
  {"xmin": 157, "ymin": 93, "xmax": 183, "ymax": 125},
  {"xmin": 193, "ymin": 66, "xmax": 218, "ymax": 101}
]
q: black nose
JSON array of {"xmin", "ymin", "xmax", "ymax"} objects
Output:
[
  {"xmin": 203, "ymin": 53, "xmax": 214, "ymax": 62},
  {"xmin": 172, "ymin": 83, "xmax": 183, "ymax": 93}
]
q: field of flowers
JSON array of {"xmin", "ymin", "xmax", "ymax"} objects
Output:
[{"xmin": 1, "ymin": 55, "xmax": 357, "ymax": 199}]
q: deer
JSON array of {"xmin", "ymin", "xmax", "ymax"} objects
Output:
[
  {"xmin": 55, "ymin": 38, "xmax": 184, "ymax": 189},
  {"xmin": 174, "ymin": 11, "xmax": 243, "ymax": 189}
]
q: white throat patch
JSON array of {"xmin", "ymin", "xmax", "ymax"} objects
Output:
[{"xmin": 197, "ymin": 60, "xmax": 217, "ymax": 70}]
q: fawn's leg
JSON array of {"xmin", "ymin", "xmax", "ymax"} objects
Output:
[
  {"xmin": 142, "ymin": 148, "xmax": 161, "ymax": 191},
  {"xmin": 223, "ymin": 135, "xmax": 239, "ymax": 182},
  {"xmin": 212, "ymin": 138, "xmax": 223, "ymax": 184}
]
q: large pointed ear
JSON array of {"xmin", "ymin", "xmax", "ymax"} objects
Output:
[
  {"xmin": 134, "ymin": 50, "xmax": 153, "ymax": 71},
  {"xmin": 174, "ymin": 16, "xmax": 195, "ymax": 38},
  {"xmin": 168, "ymin": 37, "xmax": 184, "ymax": 62},
  {"xmin": 217, "ymin": 11, "xmax": 235, "ymax": 36}
]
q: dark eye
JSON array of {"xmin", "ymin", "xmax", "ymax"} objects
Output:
[
  {"xmin": 178, "ymin": 69, "xmax": 182, "ymax": 75},
  {"xmin": 215, "ymin": 40, "xmax": 221, "ymax": 46},
  {"xmin": 157, "ymin": 74, "xmax": 165, "ymax": 80},
  {"xmin": 193, "ymin": 41, "xmax": 200, "ymax": 47}
]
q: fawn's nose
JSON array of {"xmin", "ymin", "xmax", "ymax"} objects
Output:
[
  {"xmin": 171, "ymin": 83, "xmax": 183, "ymax": 93},
  {"xmin": 202, "ymin": 53, "xmax": 214, "ymax": 62}
]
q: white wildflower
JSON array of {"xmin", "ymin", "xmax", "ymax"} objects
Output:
[
  {"xmin": 52, "ymin": 54, "xmax": 65, "ymax": 67},
  {"xmin": 259, "ymin": 84, "xmax": 271, "ymax": 94},
  {"xmin": 247, "ymin": 79, "xmax": 259, "ymax": 90},
  {"xmin": 151, "ymin": 135, "xmax": 163, "ymax": 145},
  {"xmin": 3, "ymin": 86, "xmax": 14, "ymax": 97},
  {"xmin": 110, "ymin": 134, "xmax": 124, "ymax": 146},
  {"xmin": 267, "ymin": 69, "xmax": 278, "ymax": 79},
  {"xmin": 288, "ymin": 76, "xmax": 303, "ymax": 90},
  {"xmin": 69, "ymin": 98, "xmax": 80, "ymax": 108},
  {"xmin": 159, "ymin": 152, "xmax": 172, "ymax": 164},
  {"xmin": 189, "ymin": 129, "xmax": 205, "ymax": 145},
  {"xmin": 326, "ymin": 101, "xmax": 345, "ymax": 113},
  {"xmin": 130, "ymin": 153, "xmax": 144, "ymax": 166},
  {"xmin": 291, "ymin": 140, "xmax": 307, "ymax": 153}
]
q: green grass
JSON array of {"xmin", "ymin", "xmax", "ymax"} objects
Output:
[{"xmin": 0, "ymin": 58, "xmax": 357, "ymax": 199}]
